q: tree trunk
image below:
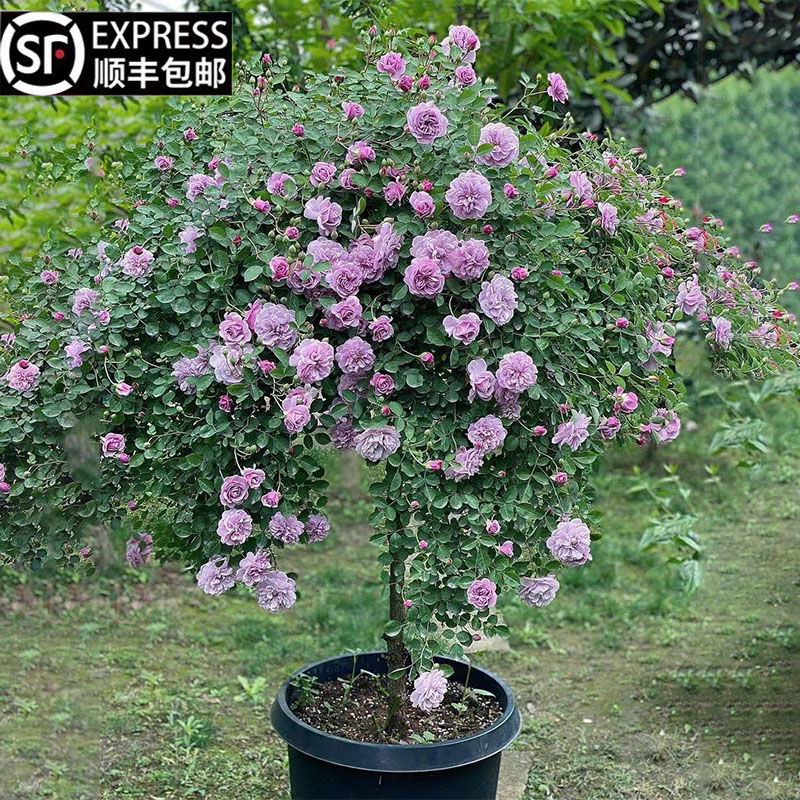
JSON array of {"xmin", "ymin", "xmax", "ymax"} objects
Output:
[{"xmin": 383, "ymin": 543, "xmax": 409, "ymax": 735}]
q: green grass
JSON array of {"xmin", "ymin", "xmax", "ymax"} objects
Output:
[{"xmin": 1, "ymin": 400, "xmax": 799, "ymax": 799}]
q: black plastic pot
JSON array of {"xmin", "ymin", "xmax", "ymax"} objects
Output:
[{"xmin": 271, "ymin": 651, "xmax": 521, "ymax": 800}]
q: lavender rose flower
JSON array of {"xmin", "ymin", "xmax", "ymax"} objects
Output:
[
  {"xmin": 346, "ymin": 141, "xmax": 376, "ymax": 166},
  {"xmin": 219, "ymin": 312, "xmax": 252, "ymax": 345},
  {"xmin": 336, "ymin": 337, "xmax": 375, "ymax": 374},
  {"xmin": 598, "ymin": 202, "xmax": 619, "ymax": 235},
  {"xmin": 411, "ymin": 230, "xmax": 459, "ymax": 268},
  {"xmin": 649, "ymin": 408, "xmax": 681, "ymax": 443},
  {"xmin": 326, "ymin": 296, "xmax": 363, "ymax": 330},
  {"xmin": 450, "ymin": 239, "xmax": 489, "ymax": 281},
  {"xmin": 269, "ymin": 512, "xmax": 305, "ymax": 544},
  {"xmin": 326, "ymin": 259, "xmax": 364, "ymax": 298},
  {"xmin": 455, "ymin": 65, "xmax": 477, "ymax": 86},
  {"xmin": 256, "ymin": 571, "xmax": 297, "ymax": 612},
  {"xmin": 186, "ymin": 173, "xmax": 215, "ymax": 202},
  {"xmin": 410, "ymin": 669, "xmax": 448, "ymax": 712},
  {"xmin": 101, "ymin": 433, "xmax": 125, "ymax": 459},
  {"xmin": 241, "ymin": 468, "xmax": 265, "ymax": 489},
  {"xmin": 354, "ymin": 426, "xmax": 400, "ymax": 462},
  {"xmin": 369, "ymin": 315, "xmax": 394, "ymax": 342},
  {"xmin": 467, "ymin": 414, "xmax": 506, "ymax": 452},
  {"xmin": 676, "ymin": 275, "xmax": 707, "ymax": 316},
  {"xmin": 197, "ymin": 557, "xmax": 235, "ymax": 595},
  {"xmin": 467, "ymin": 358, "xmax": 496, "ymax": 402},
  {"xmin": 443, "ymin": 312, "xmax": 481, "ymax": 345},
  {"xmin": 445, "ymin": 170, "xmax": 492, "ymax": 220},
  {"xmin": 370, "ymin": 372, "xmax": 395, "ymax": 396},
  {"xmin": 219, "ymin": 475, "xmax": 249, "ymax": 508},
  {"xmin": 303, "ymin": 196, "xmax": 343, "ymax": 236},
  {"xmin": 72, "ymin": 288, "xmax": 98, "ymax": 316},
  {"xmin": 406, "ymin": 102, "xmax": 449, "ymax": 145},
  {"xmin": 467, "ymin": 578, "xmax": 497, "ymax": 609},
  {"xmin": 306, "ymin": 514, "xmax": 331, "ymax": 543},
  {"xmin": 598, "ymin": 416, "xmax": 621, "ymax": 440},
  {"xmin": 475, "ymin": 123, "xmax": 519, "ymax": 169},
  {"xmin": 310, "ymin": 161, "xmax": 337, "ymax": 187},
  {"xmin": 236, "ymin": 549, "xmax": 272, "ymax": 587},
  {"xmin": 711, "ymin": 316, "xmax": 733, "ymax": 350},
  {"xmin": 217, "ymin": 509, "xmax": 253, "ymax": 546},
  {"xmin": 342, "ymin": 101, "xmax": 365, "ymax": 120},
  {"xmin": 404, "ymin": 257, "xmax": 445, "ymax": 298},
  {"xmin": 546, "ymin": 518, "xmax": 592, "ymax": 566},
  {"xmin": 546, "ymin": 72, "xmax": 569, "ymax": 103},
  {"xmin": 253, "ymin": 303, "xmax": 297, "ymax": 351},
  {"xmin": 64, "ymin": 340, "xmax": 89, "ymax": 369},
  {"xmin": 125, "ymin": 533, "xmax": 153, "ymax": 568},
  {"xmin": 376, "ymin": 52, "xmax": 406, "ymax": 80},
  {"xmin": 478, "ymin": 275, "xmax": 517, "ymax": 324},
  {"xmin": 518, "ymin": 575, "xmax": 560, "ymax": 607},
  {"xmin": 445, "ymin": 446, "xmax": 484, "ymax": 482},
  {"xmin": 383, "ymin": 181, "xmax": 406, "ymax": 206},
  {"xmin": 121, "ymin": 246, "xmax": 154, "ymax": 278},
  {"xmin": 179, "ymin": 225, "xmax": 203, "ymax": 254},
  {"xmin": 330, "ymin": 415, "xmax": 358, "ymax": 451},
  {"xmin": 552, "ymin": 412, "xmax": 592, "ymax": 451},
  {"xmin": 289, "ymin": 339, "xmax": 335, "ymax": 383},
  {"xmin": 267, "ymin": 171, "xmax": 293, "ymax": 196},
  {"xmin": 441, "ymin": 24, "xmax": 480, "ymax": 63},
  {"xmin": 409, "ymin": 191, "xmax": 435, "ymax": 218},
  {"xmin": 496, "ymin": 351, "xmax": 537, "ymax": 392}
]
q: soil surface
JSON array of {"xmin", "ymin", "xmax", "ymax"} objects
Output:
[{"xmin": 291, "ymin": 672, "xmax": 503, "ymax": 744}]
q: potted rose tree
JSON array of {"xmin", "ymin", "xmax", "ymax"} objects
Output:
[{"xmin": 0, "ymin": 24, "xmax": 797, "ymax": 800}]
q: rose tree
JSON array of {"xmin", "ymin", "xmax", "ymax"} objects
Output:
[{"xmin": 1, "ymin": 27, "xmax": 796, "ymax": 719}]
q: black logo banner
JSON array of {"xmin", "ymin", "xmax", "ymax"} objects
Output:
[{"xmin": 0, "ymin": 12, "xmax": 232, "ymax": 96}]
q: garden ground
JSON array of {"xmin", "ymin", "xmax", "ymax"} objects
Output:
[{"xmin": 1, "ymin": 394, "xmax": 798, "ymax": 800}]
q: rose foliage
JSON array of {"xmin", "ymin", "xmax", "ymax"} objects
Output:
[{"xmin": 1, "ymin": 27, "xmax": 797, "ymax": 674}]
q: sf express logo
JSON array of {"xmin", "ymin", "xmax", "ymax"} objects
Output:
[{"xmin": 0, "ymin": 12, "xmax": 84, "ymax": 96}]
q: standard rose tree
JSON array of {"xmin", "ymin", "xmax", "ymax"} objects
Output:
[{"xmin": 0, "ymin": 26, "xmax": 796, "ymax": 718}]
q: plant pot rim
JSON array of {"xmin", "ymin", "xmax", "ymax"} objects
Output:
[{"xmin": 270, "ymin": 650, "xmax": 521, "ymax": 773}]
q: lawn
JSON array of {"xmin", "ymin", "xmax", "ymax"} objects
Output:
[{"xmin": 1, "ymin": 386, "xmax": 798, "ymax": 800}]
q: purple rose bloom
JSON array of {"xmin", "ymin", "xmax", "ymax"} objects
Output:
[
  {"xmin": 406, "ymin": 102, "xmax": 449, "ymax": 145},
  {"xmin": 676, "ymin": 275, "xmax": 707, "ymax": 316},
  {"xmin": 370, "ymin": 372, "xmax": 395, "ymax": 396},
  {"xmin": 306, "ymin": 514, "xmax": 330, "ymax": 543},
  {"xmin": 179, "ymin": 225, "xmax": 203, "ymax": 254},
  {"xmin": 478, "ymin": 275, "xmax": 517, "ymax": 324},
  {"xmin": 209, "ymin": 345, "xmax": 249, "ymax": 386},
  {"xmin": 125, "ymin": 533, "xmax": 153, "ymax": 569},
  {"xmin": 186, "ymin": 173, "xmax": 216, "ymax": 202},
  {"xmin": 354, "ymin": 426, "xmax": 400, "ymax": 462},
  {"xmin": 283, "ymin": 402, "xmax": 312, "ymax": 434},
  {"xmin": 289, "ymin": 339, "xmax": 335, "ymax": 383},
  {"xmin": 711, "ymin": 316, "xmax": 733, "ymax": 350},
  {"xmin": 641, "ymin": 320, "xmax": 675, "ymax": 371},
  {"xmin": 552, "ymin": 412, "xmax": 592, "ymax": 451},
  {"xmin": 467, "ymin": 358, "xmax": 496, "ymax": 402},
  {"xmin": 496, "ymin": 351, "xmax": 537, "ymax": 392},
  {"xmin": 326, "ymin": 296, "xmax": 363, "ymax": 330},
  {"xmin": 72, "ymin": 288, "xmax": 98, "ymax": 316},
  {"xmin": 338, "ymin": 168, "xmax": 356, "ymax": 189},
  {"xmin": 154, "ymin": 155, "xmax": 173, "ymax": 171},
  {"xmin": 455, "ymin": 65, "xmax": 477, "ymax": 86},
  {"xmin": 598, "ymin": 202, "xmax": 619, "ymax": 235},
  {"xmin": 383, "ymin": 180, "xmax": 406, "ymax": 206},
  {"xmin": 450, "ymin": 239, "xmax": 489, "ymax": 281},
  {"xmin": 336, "ymin": 336, "xmax": 375, "ymax": 374},
  {"xmin": 411, "ymin": 230, "xmax": 459, "ymax": 268},
  {"xmin": 409, "ymin": 190, "xmax": 435, "ymax": 218},
  {"xmin": 369, "ymin": 315, "xmax": 394, "ymax": 342},
  {"xmin": 598, "ymin": 416, "xmax": 621, "ymax": 440},
  {"xmin": 40, "ymin": 269, "xmax": 60, "ymax": 285},
  {"xmin": 445, "ymin": 170, "xmax": 492, "ymax": 220},
  {"xmin": 219, "ymin": 475, "xmax": 249, "ymax": 508},
  {"xmin": 267, "ymin": 171, "xmax": 293, "ymax": 197},
  {"xmin": 546, "ymin": 72, "xmax": 569, "ymax": 103},
  {"xmin": 467, "ymin": 578, "xmax": 497, "ymax": 609},
  {"xmin": 443, "ymin": 312, "xmax": 481, "ymax": 345},
  {"xmin": 173, "ymin": 352, "xmax": 211, "ymax": 394},
  {"xmin": 101, "ymin": 433, "xmax": 125, "ymax": 459},
  {"xmin": 241, "ymin": 468, "xmax": 266, "ymax": 489},
  {"xmin": 121, "ymin": 246, "xmax": 155, "ymax": 278},
  {"xmin": 342, "ymin": 101, "xmax": 365, "ymax": 120},
  {"xmin": 269, "ymin": 512, "xmax": 305, "ymax": 544},
  {"xmin": 475, "ymin": 123, "xmax": 519, "ymax": 169},
  {"xmin": 217, "ymin": 509, "xmax": 253, "ymax": 546},
  {"xmin": 518, "ymin": 575, "xmax": 560, "ymax": 607},
  {"xmin": 567, "ymin": 170, "xmax": 593, "ymax": 205},
  {"xmin": 649, "ymin": 408, "xmax": 681, "ymax": 443},
  {"xmin": 256, "ymin": 571, "xmax": 297, "ymax": 612},
  {"xmin": 253, "ymin": 302, "xmax": 297, "ymax": 351},
  {"xmin": 303, "ymin": 196, "xmax": 343, "ymax": 236},
  {"xmin": 404, "ymin": 257, "xmax": 445, "ymax": 298},
  {"xmin": 310, "ymin": 161, "xmax": 337, "ymax": 187},
  {"xmin": 196, "ymin": 557, "xmax": 235, "ymax": 595},
  {"xmin": 219, "ymin": 312, "xmax": 252, "ymax": 345},
  {"xmin": 64, "ymin": 340, "xmax": 90, "ymax": 369},
  {"xmin": 376, "ymin": 52, "xmax": 406, "ymax": 80},
  {"xmin": 467, "ymin": 414, "xmax": 506, "ymax": 452},
  {"xmin": 442, "ymin": 25, "xmax": 480, "ymax": 63},
  {"xmin": 236, "ymin": 549, "xmax": 272, "ymax": 587},
  {"xmin": 330, "ymin": 415, "xmax": 357, "ymax": 451},
  {"xmin": 547, "ymin": 518, "xmax": 592, "ymax": 566},
  {"xmin": 410, "ymin": 669, "xmax": 447, "ymax": 712},
  {"xmin": 445, "ymin": 446, "xmax": 484, "ymax": 482},
  {"xmin": 346, "ymin": 141, "xmax": 376, "ymax": 166}
]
